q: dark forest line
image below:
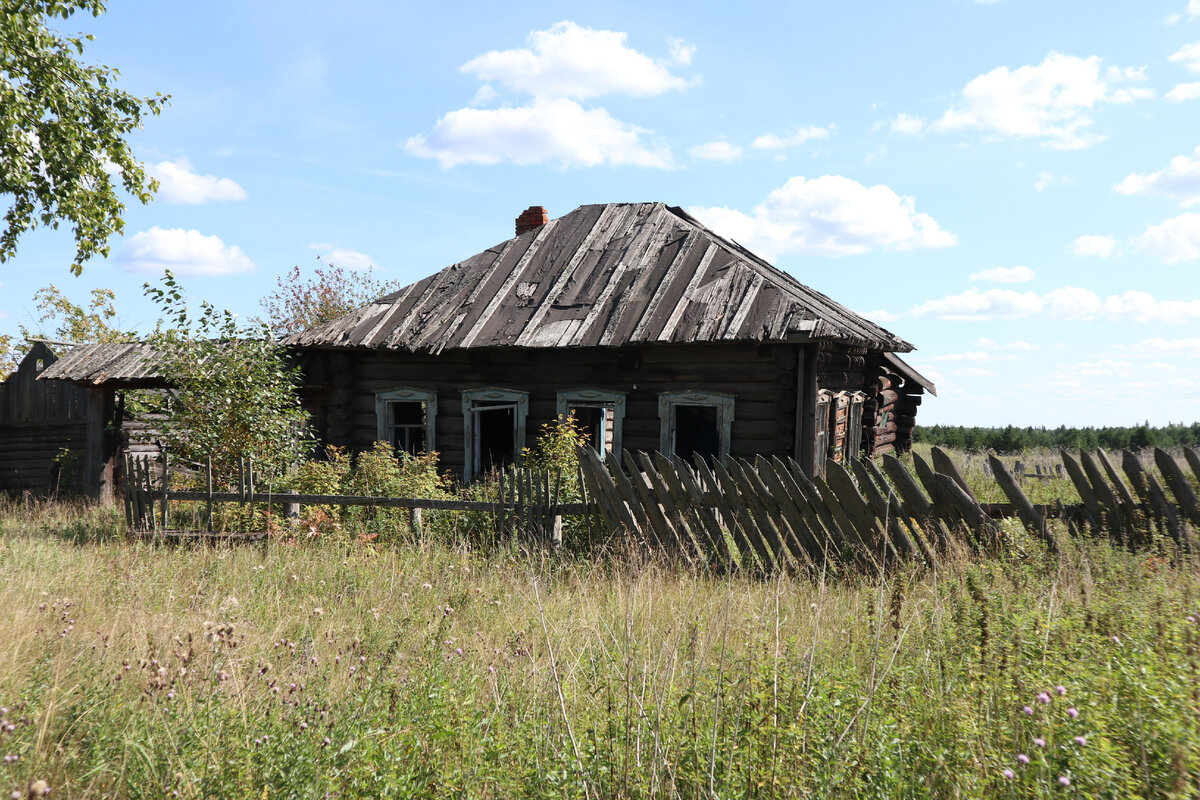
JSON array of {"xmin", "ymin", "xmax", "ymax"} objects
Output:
[{"xmin": 912, "ymin": 422, "xmax": 1200, "ymax": 453}]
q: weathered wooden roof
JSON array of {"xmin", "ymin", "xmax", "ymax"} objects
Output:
[
  {"xmin": 37, "ymin": 342, "xmax": 164, "ymax": 387},
  {"xmin": 884, "ymin": 353, "xmax": 937, "ymax": 396},
  {"xmin": 287, "ymin": 202, "xmax": 913, "ymax": 353}
]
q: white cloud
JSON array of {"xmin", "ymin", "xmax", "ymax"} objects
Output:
[
  {"xmin": 688, "ymin": 175, "xmax": 956, "ymax": 260},
  {"xmin": 1035, "ymin": 171, "xmax": 1053, "ymax": 191},
  {"xmin": 859, "ymin": 309, "xmax": 897, "ymax": 322},
  {"xmin": 958, "ymin": 367, "xmax": 998, "ymax": 378},
  {"xmin": 751, "ymin": 125, "xmax": 832, "ymax": 150},
  {"xmin": 1169, "ymin": 41, "xmax": 1200, "ymax": 73},
  {"xmin": 689, "ymin": 141, "xmax": 743, "ymax": 161},
  {"xmin": 1116, "ymin": 337, "xmax": 1200, "ymax": 356},
  {"xmin": 911, "ymin": 286, "xmax": 1200, "ymax": 322},
  {"xmin": 117, "ymin": 228, "xmax": 254, "ymax": 276},
  {"xmin": 889, "ymin": 113, "xmax": 926, "ymax": 135},
  {"xmin": 1138, "ymin": 212, "xmax": 1200, "ymax": 263},
  {"xmin": 969, "ymin": 265, "xmax": 1035, "ymax": 283},
  {"xmin": 920, "ymin": 52, "xmax": 1152, "ymax": 149},
  {"xmin": 148, "ymin": 158, "xmax": 246, "ymax": 204},
  {"xmin": 975, "ymin": 337, "xmax": 1041, "ymax": 352},
  {"xmin": 1167, "ymin": 82, "xmax": 1200, "ymax": 101},
  {"xmin": 1072, "ymin": 234, "xmax": 1120, "ymax": 257},
  {"xmin": 459, "ymin": 21, "xmax": 694, "ymax": 100},
  {"xmin": 910, "ymin": 288, "xmax": 1043, "ymax": 321},
  {"xmin": 1114, "ymin": 145, "xmax": 1200, "ymax": 205},
  {"xmin": 307, "ymin": 244, "xmax": 376, "ymax": 270},
  {"xmin": 404, "ymin": 97, "xmax": 673, "ymax": 168},
  {"xmin": 1192, "ymin": 0, "xmax": 1200, "ymax": 18}
]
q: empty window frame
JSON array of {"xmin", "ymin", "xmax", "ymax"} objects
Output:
[
  {"xmin": 658, "ymin": 391, "xmax": 734, "ymax": 465},
  {"xmin": 845, "ymin": 392, "xmax": 865, "ymax": 462},
  {"xmin": 556, "ymin": 389, "xmax": 626, "ymax": 456},
  {"xmin": 462, "ymin": 388, "xmax": 529, "ymax": 483},
  {"xmin": 812, "ymin": 390, "xmax": 831, "ymax": 475},
  {"xmin": 375, "ymin": 388, "xmax": 437, "ymax": 456}
]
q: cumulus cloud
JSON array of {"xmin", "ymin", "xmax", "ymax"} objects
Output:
[
  {"xmin": 689, "ymin": 141, "xmax": 743, "ymax": 161},
  {"xmin": 911, "ymin": 286, "xmax": 1200, "ymax": 322},
  {"xmin": 969, "ymin": 265, "xmax": 1035, "ymax": 283},
  {"xmin": 407, "ymin": 22, "xmax": 694, "ymax": 169},
  {"xmin": 307, "ymin": 244, "xmax": 376, "ymax": 270},
  {"xmin": 1170, "ymin": 41, "xmax": 1200, "ymax": 73},
  {"xmin": 1167, "ymin": 82, "xmax": 1200, "ymax": 101},
  {"xmin": 909, "ymin": 53, "xmax": 1152, "ymax": 149},
  {"xmin": 751, "ymin": 125, "xmax": 832, "ymax": 150},
  {"xmin": 1072, "ymin": 234, "xmax": 1120, "ymax": 257},
  {"xmin": 117, "ymin": 228, "xmax": 254, "ymax": 276},
  {"xmin": 929, "ymin": 351, "xmax": 994, "ymax": 362},
  {"xmin": 1114, "ymin": 145, "xmax": 1200, "ymax": 205},
  {"xmin": 1193, "ymin": 0, "xmax": 1200, "ymax": 18},
  {"xmin": 688, "ymin": 175, "xmax": 956, "ymax": 260},
  {"xmin": 459, "ymin": 21, "xmax": 695, "ymax": 100},
  {"xmin": 404, "ymin": 97, "xmax": 673, "ymax": 168},
  {"xmin": 1138, "ymin": 212, "xmax": 1200, "ymax": 263},
  {"xmin": 889, "ymin": 113, "xmax": 926, "ymax": 135},
  {"xmin": 148, "ymin": 158, "xmax": 246, "ymax": 204}
]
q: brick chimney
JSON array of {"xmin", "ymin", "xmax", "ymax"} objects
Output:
[{"xmin": 515, "ymin": 205, "xmax": 549, "ymax": 236}]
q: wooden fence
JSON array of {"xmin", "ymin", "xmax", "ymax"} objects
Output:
[
  {"xmin": 123, "ymin": 453, "xmax": 584, "ymax": 544},
  {"xmin": 576, "ymin": 446, "xmax": 1200, "ymax": 574}
]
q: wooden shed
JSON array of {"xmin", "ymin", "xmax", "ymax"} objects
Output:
[
  {"xmin": 288, "ymin": 202, "xmax": 934, "ymax": 481},
  {"xmin": 0, "ymin": 341, "xmax": 91, "ymax": 494}
]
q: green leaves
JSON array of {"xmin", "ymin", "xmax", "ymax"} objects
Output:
[
  {"xmin": 0, "ymin": 0, "xmax": 168, "ymax": 274},
  {"xmin": 144, "ymin": 271, "xmax": 313, "ymax": 485}
]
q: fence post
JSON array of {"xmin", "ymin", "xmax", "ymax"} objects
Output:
[
  {"xmin": 409, "ymin": 507, "xmax": 423, "ymax": 535},
  {"xmin": 285, "ymin": 488, "xmax": 299, "ymax": 522}
]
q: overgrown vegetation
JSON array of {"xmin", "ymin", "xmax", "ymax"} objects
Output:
[
  {"xmin": 1, "ymin": 496, "xmax": 1198, "ymax": 798},
  {"xmin": 144, "ymin": 271, "xmax": 313, "ymax": 485},
  {"xmin": 260, "ymin": 263, "xmax": 401, "ymax": 338}
]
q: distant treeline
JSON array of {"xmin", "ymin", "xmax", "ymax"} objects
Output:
[{"xmin": 912, "ymin": 422, "xmax": 1200, "ymax": 454}]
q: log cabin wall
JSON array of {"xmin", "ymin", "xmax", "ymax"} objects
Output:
[
  {"xmin": 308, "ymin": 340, "xmax": 798, "ymax": 480},
  {"xmin": 0, "ymin": 343, "xmax": 89, "ymax": 494},
  {"xmin": 864, "ymin": 353, "xmax": 923, "ymax": 457}
]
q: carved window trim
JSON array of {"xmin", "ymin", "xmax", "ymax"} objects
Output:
[
  {"xmin": 462, "ymin": 387, "xmax": 529, "ymax": 483},
  {"xmin": 375, "ymin": 387, "xmax": 437, "ymax": 454},
  {"xmin": 556, "ymin": 389, "xmax": 627, "ymax": 455},
  {"xmin": 657, "ymin": 390, "xmax": 735, "ymax": 460}
]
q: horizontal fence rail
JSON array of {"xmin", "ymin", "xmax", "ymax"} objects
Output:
[{"xmin": 123, "ymin": 445, "xmax": 1200, "ymax": 571}]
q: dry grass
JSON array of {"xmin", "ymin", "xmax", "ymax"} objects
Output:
[{"xmin": 1, "ymin": 497, "xmax": 1199, "ymax": 798}]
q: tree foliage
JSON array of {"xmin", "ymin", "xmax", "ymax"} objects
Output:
[
  {"xmin": 914, "ymin": 422, "xmax": 1200, "ymax": 453},
  {"xmin": 144, "ymin": 271, "xmax": 312, "ymax": 485},
  {"xmin": 20, "ymin": 283, "xmax": 131, "ymax": 343},
  {"xmin": 260, "ymin": 263, "xmax": 399, "ymax": 337},
  {"xmin": 1, "ymin": 0, "xmax": 167, "ymax": 275}
]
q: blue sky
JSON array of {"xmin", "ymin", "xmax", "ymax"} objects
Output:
[{"xmin": 3, "ymin": 0, "xmax": 1199, "ymax": 427}]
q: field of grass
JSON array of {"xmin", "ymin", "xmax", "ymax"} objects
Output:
[{"xmin": 2, "ymin": 497, "xmax": 1200, "ymax": 799}]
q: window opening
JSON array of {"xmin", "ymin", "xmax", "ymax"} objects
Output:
[
  {"xmin": 375, "ymin": 388, "xmax": 437, "ymax": 456},
  {"xmin": 813, "ymin": 390, "xmax": 831, "ymax": 476},
  {"xmin": 462, "ymin": 388, "xmax": 528, "ymax": 483},
  {"xmin": 658, "ymin": 391, "xmax": 734, "ymax": 466},
  {"xmin": 557, "ymin": 389, "xmax": 626, "ymax": 456}
]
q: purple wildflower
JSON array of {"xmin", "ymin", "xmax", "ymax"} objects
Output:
[
  {"xmin": 1023, "ymin": 705, "xmax": 1034, "ymax": 716},
  {"xmin": 1034, "ymin": 737, "xmax": 1046, "ymax": 748},
  {"xmin": 1074, "ymin": 736, "xmax": 1087, "ymax": 746},
  {"xmin": 1003, "ymin": 769, "xmax": 1015, "ymax": 780},
  {"xmin": 1017, "ymin": 753, "xmax": 1031, "ymax": 765},
  {"xmin": 1059, "ymin": 775, "xmax": 1071, "ymax": 787},
  {"xmin": 1037, "ymin": 692, "xmax": 1052, "ymax": 704},
  {"xmin": 1067, "ymin": 707, "xmax": 1079, "ymax": 719},
  {"xmin": 1056, "ymin": 685, "xmax": 1067, "ymax": 696}
]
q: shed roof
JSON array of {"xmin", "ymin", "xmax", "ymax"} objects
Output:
[
  {"xmin": 287, "ymin": 202, "xmax": 913, "ymax": 354},
  {"xmin": 36, "ymin": 342, "xmax": 163, "ymax": 387}
]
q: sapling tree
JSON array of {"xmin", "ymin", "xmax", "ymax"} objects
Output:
[{"xmin": 144, "ymin": 271, "xmax": 312, "ymax": 485}]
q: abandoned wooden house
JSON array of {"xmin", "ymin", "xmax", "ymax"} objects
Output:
[{"xmin": 286, "ymin": 202, "xmax": 935, "ymax": 482}]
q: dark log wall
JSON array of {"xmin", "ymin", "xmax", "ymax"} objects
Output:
[
  {"xmin": 312, "ymin": 342, "xmax": 799, "ymax": 479},
  {"xmin": 864, "ymin": 354, "xmax": 923, "ymax": 457},
  {"xmin": 0, "ymin": 343, "xmax": 88, "ymax": 494}
]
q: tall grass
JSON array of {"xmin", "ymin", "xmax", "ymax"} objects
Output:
[{"xmin": 1, "ymin": 498, "xmax": 1199, "ymax": 798}]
